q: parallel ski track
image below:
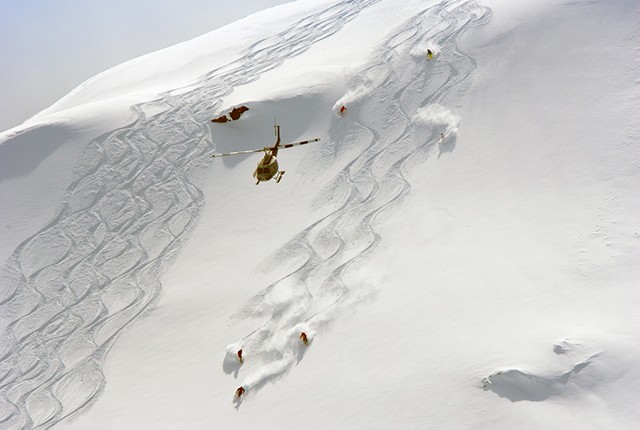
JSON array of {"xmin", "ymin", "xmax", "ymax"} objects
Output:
[
  {"xmin": 0, "ymin": 1, "xmax": 382, "ymax": 428},
  {"xmin": 228, "ymin": 0, "xmax": 491, "ymax": 400}
]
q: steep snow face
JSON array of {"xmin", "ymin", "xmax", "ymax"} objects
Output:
[
  {"xmin": 2, "ymin": 0, "xmax": 445, "ymax": 428},
  {"xmin": 1, "ymin": 0, "xmax": 638, "ymax": 429}
]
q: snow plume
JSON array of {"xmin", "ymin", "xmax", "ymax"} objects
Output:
[
  {"xmin": 236, "ymin": 323, "xmax": 315, "ymax": 399},
  {"xmin": 410, "ymin": 39, "xmax": 442, "ymax": 59},
  {"xmin": 223, "ymin": 342, "xmax": 244, "ymax": 377},
  {"xmin": 412, "ymin": 103, "xmax": 460, "ymax": 136},
  {"xmin": 332, "ymin": 82, "xmax": 374, "ymax": 115}
]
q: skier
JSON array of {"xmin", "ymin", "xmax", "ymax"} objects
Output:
[
  {"xmin": 235, "ymin": 386, "xmax": 246, "ymax": 398},
  {"xmin": 300, "ymin": 332, "xmax": 309, "ymax": 345},
  {"xmin": 237, "ymin": 349, "xmax": 243, "ymax": 363},
  {"xmin": 427, "ymin": 49, "xmax": 434, "ymax": 60},
  {"xmin": 339, "ymin": 105, "xmax": 347, "ymax": 117},
  {"xmin": 439, "ymin": 132, "xmax": 445, "ymax": 144}
]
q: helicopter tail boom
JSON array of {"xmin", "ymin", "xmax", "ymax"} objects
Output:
[{"xmin": 279, "ymin": 138, "xmax": 320, "ymax": 149}]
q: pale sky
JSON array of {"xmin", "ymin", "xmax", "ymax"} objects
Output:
[{"xmin": 0, "ymin": 0, "xmax": 294, "ymax": 132}]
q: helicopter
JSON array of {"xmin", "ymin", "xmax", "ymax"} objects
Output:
[{"xmin": 210, "ymin": 124, "xmax": 320, "ymax": 185}]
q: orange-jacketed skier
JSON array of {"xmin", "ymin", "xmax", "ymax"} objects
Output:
[
  {"xmin": 237, "ymin": 349, "xmax": 243, "ymax": 363},
  {"xmin": 300, "ymin": 332, "xmax": 309, "ymax": 345},
  {"xmin": 339, "ymin": 105, "xmax": 347, "ymax": 116}
]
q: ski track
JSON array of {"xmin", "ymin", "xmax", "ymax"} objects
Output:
[
  {"xmin": 0, "ymin": 1, "xmax": 384, "ymax": 428},
  {"xmin": 228, "ymin": 0, "xmax": 491, "ymax": 405},
  {"xmin": 0, "ymin": 0, "xmax": 493, "ymax": 424}
]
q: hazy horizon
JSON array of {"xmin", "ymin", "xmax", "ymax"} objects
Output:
[{"xmin": 0, "ymin": 0, "xmax": 294, "ymax": 132}]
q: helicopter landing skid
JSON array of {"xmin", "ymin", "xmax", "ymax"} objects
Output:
[{"xmin": 276, "ymin": 171, "xmax": 286, "ymax": 183}]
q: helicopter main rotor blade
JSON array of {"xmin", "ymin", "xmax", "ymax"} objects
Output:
[
  {"xmin": 210, "ymin": 147, "xmax": 267, "ymax": 158},
  {"xmin": 279, "ymin": 138, "xmax": 320, "ymax": 149},
  {"xmin": 210, "ymin": 137, "xmax": 319, "ymax": 158}
]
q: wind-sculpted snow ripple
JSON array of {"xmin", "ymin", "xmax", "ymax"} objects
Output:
[
  {"xmin": 227, "ymin": 0, "xmax": 491, "ymax": 404},
  {"xmin": 0, "ymin": 1, "xmax": 383, "ymax": 428}
]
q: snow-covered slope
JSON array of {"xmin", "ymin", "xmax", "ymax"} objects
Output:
[{"xmin": 1, "ymin": 0, "xmax": 638, "ymax": 429}]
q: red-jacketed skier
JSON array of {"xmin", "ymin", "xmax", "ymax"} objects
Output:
[{"xmin": 235, "ymin": 386, "xmax": 246, "ymax": 398}]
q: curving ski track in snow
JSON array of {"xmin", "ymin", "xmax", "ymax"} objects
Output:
[
  {"xmin": 227, "ymin": 0, "xmax": 491, "ymax": 403},
  {"xmin": 0, "ymin": 1, "xmax": 383, "ymax": 428}
]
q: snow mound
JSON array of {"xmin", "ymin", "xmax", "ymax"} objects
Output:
[{"xmin": 482, "ymin": 357, "xmax": 596, "ymax": 402}]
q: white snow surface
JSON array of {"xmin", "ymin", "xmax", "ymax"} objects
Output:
[{"xmin": 1, "ymin": 0, "xmax": 638, "ymax": 429}]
